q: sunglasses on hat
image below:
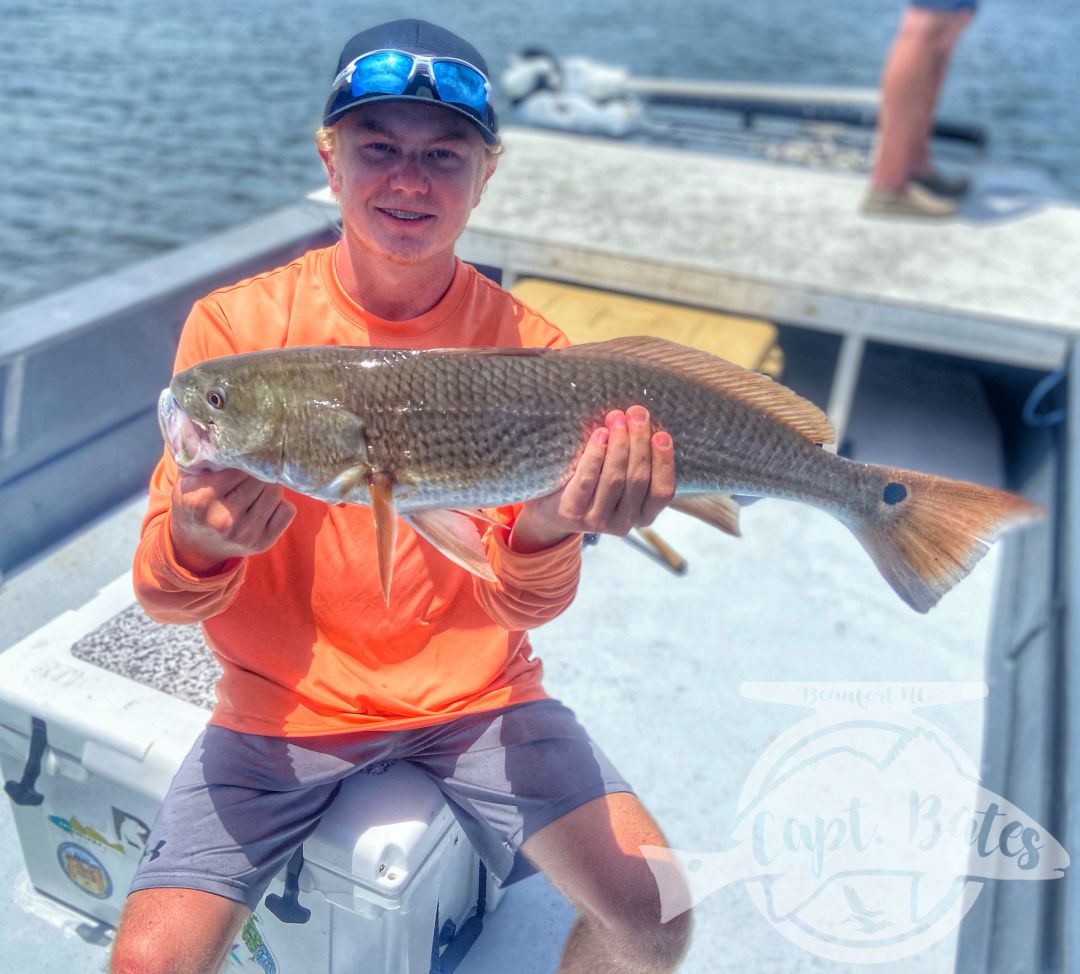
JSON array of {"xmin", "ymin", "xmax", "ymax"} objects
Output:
[{"xmin": 330, "ymin": 49, "xmax": 492, "ymax": 120}]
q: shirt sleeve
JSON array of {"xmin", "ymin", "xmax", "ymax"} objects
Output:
[
  {"xmin": 470, "ymin": 506, "xmax": 583, "ymax": 631},
  {"xmin": 132, "ymin": 298, "xmax": 248, "ymax": 624}
]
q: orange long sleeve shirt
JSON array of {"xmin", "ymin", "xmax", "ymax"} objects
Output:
[{"xmin": 134, "ymin": 245, "xmax": 582, "ymax": 736}]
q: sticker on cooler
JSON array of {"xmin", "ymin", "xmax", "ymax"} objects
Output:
[
  {"xmin": 57, "ymin": 842, "xmax": 113, "ymax": 899},
  {"xmin": 228, "ymin": 914, "xmax": 279, "ymax": 973},
  {"xmin": 49, "ymin": 814, "xmax": 125, "ymax": 855}
]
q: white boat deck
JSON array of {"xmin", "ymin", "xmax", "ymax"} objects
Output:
[
  {"xmin": 458, "ymin": 127, "xmax": 1079, "ymax": 370},
  {"xmin": 2, "ymin": 127, "xmax": 1071, "ymax": 972}
]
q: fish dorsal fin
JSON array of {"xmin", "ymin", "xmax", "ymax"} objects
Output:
[{"xmin": 562, "ymin": 336, "xmax": 835, "ymax": 446}]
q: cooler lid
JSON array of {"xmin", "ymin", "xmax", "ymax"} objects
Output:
[{"xmin": 303, "ymin": 760, "xmax": 456, "ymax": 899}]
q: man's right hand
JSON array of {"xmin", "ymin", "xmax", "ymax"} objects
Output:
[{"xmin": 169, "ymin": 468, "xmax": 296, "ymax": 575}]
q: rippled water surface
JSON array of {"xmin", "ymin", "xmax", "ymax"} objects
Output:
[{"xmin": 1, "ymin": 0, "xmax": 1076, "ymax": 311}]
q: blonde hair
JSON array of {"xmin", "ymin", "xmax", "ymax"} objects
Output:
[{"xmin": 315, "ymin": 125, "xmax": 335, "ymax": 159}]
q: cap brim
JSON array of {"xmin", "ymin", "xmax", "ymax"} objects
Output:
[{"xmin": 323, "ymin": 92, "xmax": 498, "ymax": 144}]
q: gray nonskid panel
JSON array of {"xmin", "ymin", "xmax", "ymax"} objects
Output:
[{"xmin": 70, "ymin": 603, "xmax": 220, "ymax": 711}]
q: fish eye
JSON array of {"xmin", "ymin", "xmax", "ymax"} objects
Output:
[{"xmin": 206, "ymin": 388, "xmax": 227, "ymax": 410}]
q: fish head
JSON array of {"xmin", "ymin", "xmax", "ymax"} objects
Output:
[{"xmin": 160, "ymin": 357, "xmax": 287, "ymax": 474}]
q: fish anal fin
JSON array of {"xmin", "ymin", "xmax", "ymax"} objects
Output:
[
  {"xmin": 368, "ymin": 473, "xmax": 398, "ymax": 604},
  {"xmin": 562, "ymin": 336, "xmax": 834, "ymax": 446},
  {"xmin": 405, "ymin": 510, "xmax": 496, "ymax": 582},
  {"xmin": 670, "ymin": 494, "xmax": 742, "ymax": 537}
]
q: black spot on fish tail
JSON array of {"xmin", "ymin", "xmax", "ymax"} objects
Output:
[{"xmin": 883, "ymin": 483, "xmax": 908, "ymax": 505}]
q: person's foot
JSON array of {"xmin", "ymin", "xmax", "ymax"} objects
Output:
[
  {"xmin": 910, "ymin": 169, "xmax": 971, "ymax": 198},
  {"xmin": 861, "ymin": 182, "xmax": 958, "ymax": 217}
]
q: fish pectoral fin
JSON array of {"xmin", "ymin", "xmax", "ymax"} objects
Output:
[
  {"xmin": 670, "ymin": 494, "xmax": 742, "ymax": 538},
  {"xmin": 368, "ymin": 473, "xmax": 398, "ymax": 604},
  {"xmin": 405, "ymin": 510, "xmax": 497, "ymax": 582},
  {"xmin": 326, "ymin": 464, "xmax": 371, "ymax": 502}
]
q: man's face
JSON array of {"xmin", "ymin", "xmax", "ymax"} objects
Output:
[{"xmin": 320, "ymin": 101, "xmax": 494, "ymax": 269}]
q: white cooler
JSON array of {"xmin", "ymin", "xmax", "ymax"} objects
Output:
[{"xmin": 0, "ymin": 574, "xmax": 503, "ymax": 973}]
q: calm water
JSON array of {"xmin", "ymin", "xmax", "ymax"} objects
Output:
[{"xmin": 1, "ymin": 0, "xmax": 1077, "ymax": 312}]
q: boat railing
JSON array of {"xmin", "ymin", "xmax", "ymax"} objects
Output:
[
  {"xmin": 622, "ymin": 78, "xmax": 988, "ymax": 148},
  {"xmin": 0, "ymin": 202, "xmax": 340, "ymax": 583}
]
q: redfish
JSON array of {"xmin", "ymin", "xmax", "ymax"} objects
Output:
[{"xmin": 158, "ymin": 337, "xmax": 1042, "ymax": 610}]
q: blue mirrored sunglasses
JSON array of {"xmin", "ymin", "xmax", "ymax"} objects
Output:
[{"xmin": 331, "ymin": 49, "xmax": 491, "ymax": 118}]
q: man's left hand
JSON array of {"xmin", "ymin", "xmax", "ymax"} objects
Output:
[{"xmin": 509, "ymin": 406, "xmax": 675, "ymax": 554}]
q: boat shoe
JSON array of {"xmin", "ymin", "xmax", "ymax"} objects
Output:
[
  {"xmin": 910, "ymin": 169, "xmax": 971, "ymax": 198},
  {"xmin": 861, "ymin": 182, "xmax": 958, "ymax": 218}
]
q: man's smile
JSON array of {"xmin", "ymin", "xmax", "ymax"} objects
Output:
[{"xmin": 377, "ymin": 206, "xmax": 434, "ymax": 222}]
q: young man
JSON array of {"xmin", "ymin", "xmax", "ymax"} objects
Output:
[
  {"xmin": 111, "ymin": 19, "xmax": 691, "ymax": 974},
  {"xmin": 863, "ymin": 0, "xmax": 977, "ymax": 217}
]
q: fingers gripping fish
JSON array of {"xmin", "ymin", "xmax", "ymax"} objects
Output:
[{"xmin": 158, "ymin": 337, "xmax": 1043, "ymax": 611}]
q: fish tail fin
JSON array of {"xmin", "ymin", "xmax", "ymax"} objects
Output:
[{"xmin": 851, "ymin": 467, "xmax": 1044, "ymax": 613}]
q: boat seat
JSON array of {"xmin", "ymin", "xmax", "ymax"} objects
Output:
[{"xmin": 509, "ymin": 278, "xmax": 782, "ymax": 376}]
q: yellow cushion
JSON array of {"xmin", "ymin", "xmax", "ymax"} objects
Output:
[{"xmin": 511, "ymin": 278, "xmax": 782, "ymax": 376}]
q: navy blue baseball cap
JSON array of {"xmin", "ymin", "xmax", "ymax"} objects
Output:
[{"xmin": 323, "ymin": 19, "xmax": 499, "ymax": 144}]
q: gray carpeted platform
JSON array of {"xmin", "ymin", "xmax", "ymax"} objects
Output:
[{"xmin": 70, "ymin": 604, "xmax": 219, "ymax": 711}]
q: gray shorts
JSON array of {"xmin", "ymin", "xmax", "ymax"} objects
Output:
[{"xmin": 130, "ymin": 699, "xmax": 632, "ymax": 909}]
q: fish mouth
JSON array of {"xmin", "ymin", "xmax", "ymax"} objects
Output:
[{"xmin": 157, "ymin": 388, "xmax": 217, "ymax": 470}]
